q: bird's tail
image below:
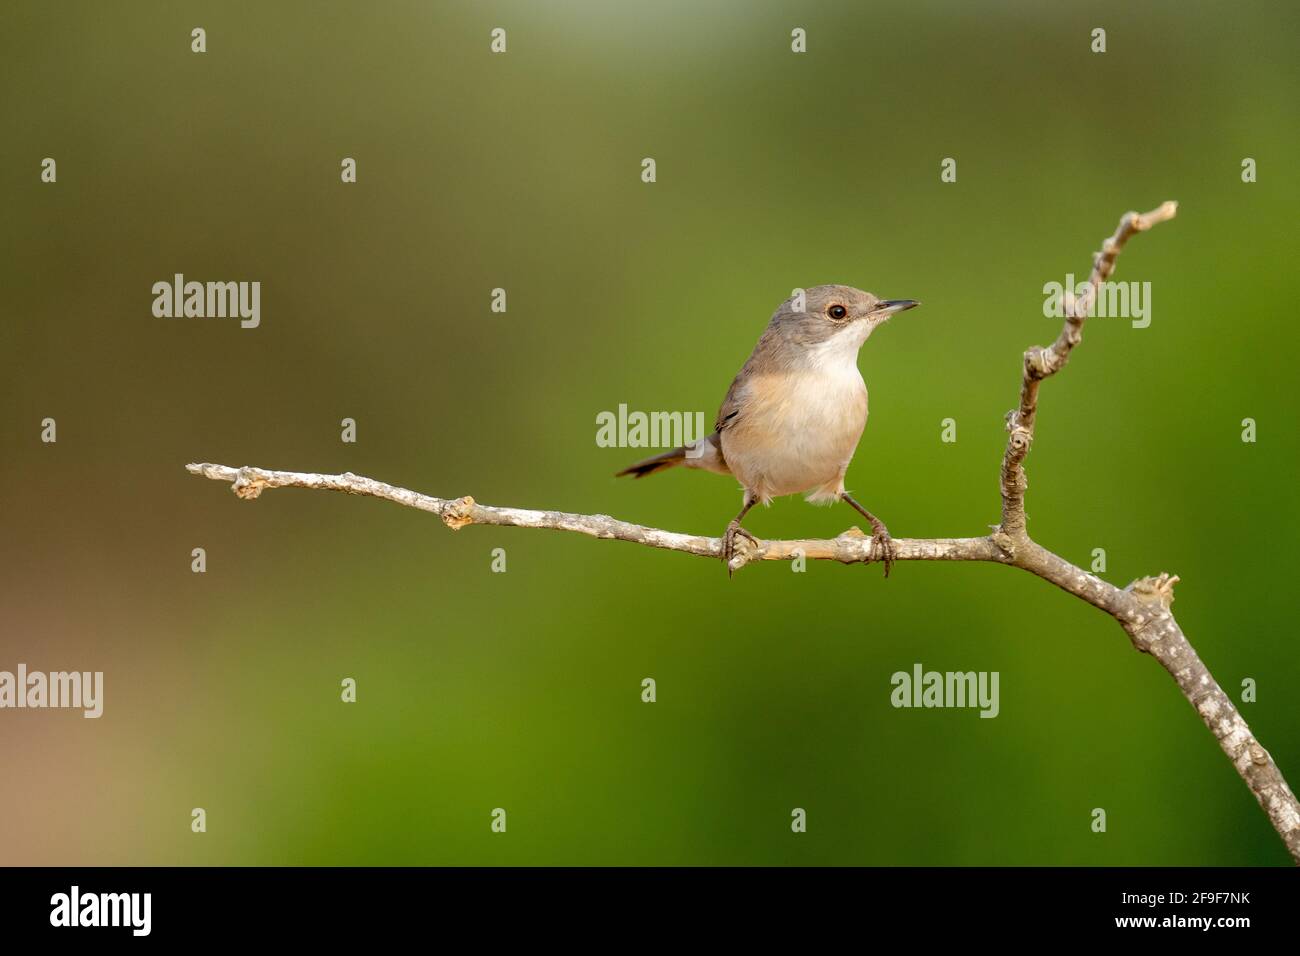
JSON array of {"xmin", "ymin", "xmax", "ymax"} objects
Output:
[
  {"xmin": 615, "ymin": 446, "xmax": 689, "ymax": 478},
  {"xmin": 615, "ymin": 433, "xmax": 730, "ymax": 479}
]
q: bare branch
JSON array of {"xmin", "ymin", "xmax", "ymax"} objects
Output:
[
  {"xmin": 183, "ymin": 203, "xmax": 1300, "ymax": 864},
  {"xmin": 999, "ymin": 201, "xmax": 1179, "ymax": 534},
  {"xmin": 183, "ymin": 462, "xmax": 1006, "ymax": 566}
]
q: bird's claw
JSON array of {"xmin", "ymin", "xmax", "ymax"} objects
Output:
[
  {"xmin": 870, "ymin": 524, "xmax": 895, "ymax": 578},
  {"xmin": 722, "ymin": 521, "xmax": 759, "ymax": 576}
]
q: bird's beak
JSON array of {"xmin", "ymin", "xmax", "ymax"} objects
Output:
[{"xmin": 874, "ymin": 299, "xmax": 920, "ymax": 316}]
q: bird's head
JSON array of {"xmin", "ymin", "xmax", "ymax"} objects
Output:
[{"xmin": 771, "ymin": 284, "xmax": 919, "ymax": 353}]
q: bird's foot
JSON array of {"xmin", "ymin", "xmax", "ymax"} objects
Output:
[
  {"xmin": 867, "ymin": 520, "xmax": 896, "ymax": 579},
  {"xmin": 840, "ymin": 494, "xmax": 895, "ymax": 579},
  {"xmin": 722, "ymin": 520, "xmax": 760, "ymax": 576}
]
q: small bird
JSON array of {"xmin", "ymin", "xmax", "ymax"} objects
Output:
[{"xmin": 617, "ymin": 285, "xmax": 918, "ymax": 575}]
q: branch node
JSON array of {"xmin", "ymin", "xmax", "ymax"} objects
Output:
[
  {"xmin": 990, "ymin": 530, "xmax": 1017, "ymax": 557},
  {"xmin": 1128, "ymin": 572, "xmax": 1180, "ymax": 611},
  {"xmin": 232, "ymin": 467, "xmax": 267, "ymax": 500},
  {"xmin": 1024, "ymin": 347, "xmax": 1049, "ymax": 380},
  {"xmin": 440, "ymin": 496, "xmax": 477, "ymax": 530}
]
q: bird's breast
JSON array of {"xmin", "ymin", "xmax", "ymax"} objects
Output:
[
  {"xmin": 723, "ymin": 367, "xmax": 868, "ymax": 498},
  {"xmin": 745, "ymin": 367, "xmax": 867, "ymax": 435}
]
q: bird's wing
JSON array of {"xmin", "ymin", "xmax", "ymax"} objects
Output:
[
  {"xmin": 715, "ymin": 318, "xmax": 786, "ymax": 433},
  {"xmin": 714, "ymin": 376, "xmax": 744, "ymax": 433}
]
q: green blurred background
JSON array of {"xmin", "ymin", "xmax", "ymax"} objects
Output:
[{"xmin": 2, "ymin": 0, "xmax": 1297, "ymax": 865}]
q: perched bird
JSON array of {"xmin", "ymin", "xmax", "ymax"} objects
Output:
[{"xmin": 617, "ymin": 285, "xmax": 918, "ymax": 575}]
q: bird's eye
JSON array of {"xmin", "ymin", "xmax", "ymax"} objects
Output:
[{"xmin": 828, "ymin": 304, "xmax": 848, "ymax": 320}]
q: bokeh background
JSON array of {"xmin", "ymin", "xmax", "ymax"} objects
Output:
[{"xmin": 3, "ymin": 0, "xmax": 1297, "ymax": 865}]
